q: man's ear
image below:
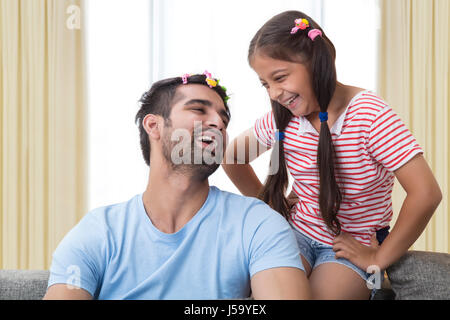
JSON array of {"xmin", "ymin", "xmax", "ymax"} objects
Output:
[{"xmin": 142, "ymin": 114, "xmax": 163, "ymax": 140}]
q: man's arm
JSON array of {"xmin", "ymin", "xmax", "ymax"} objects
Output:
[
  {"xmin": 251, "ymin": 267, "xmax": 311, "ymax": 300},
  {"xmin": 43, "ymin": 284, "xmax": 93, "ymax": 300}
]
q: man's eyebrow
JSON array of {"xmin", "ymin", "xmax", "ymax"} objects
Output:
[{"xmin": 184, "ymin": 99, "xmax": 212, "ymax": 106}]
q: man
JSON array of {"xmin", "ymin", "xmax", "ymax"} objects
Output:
[{"xmin": 44, "ymin": 73, "xmax": 310, "ymax": 299}]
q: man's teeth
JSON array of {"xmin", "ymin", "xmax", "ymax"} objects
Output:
[
  {"xmin": 200, "ymin": 136, "xmax": 213, "ymax": 142},
  {"xmin": 198, "ymin": 136, "xmax": 217, "ymax": 147}
]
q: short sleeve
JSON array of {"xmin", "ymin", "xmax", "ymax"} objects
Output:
[
  {"xmin": 368, "ymin": 105, "xmax": 423, "ymax": 171},
  {"xmin": 47, "ymin": 212, "xmax": 107, "ymax": 298},
  {"xmin": 253, "ymin": 111, "xmax": 277, "ymax": 148},
  {"xmin": 243, "ymin": 202, "xmax": 304, "ymax": 277}
]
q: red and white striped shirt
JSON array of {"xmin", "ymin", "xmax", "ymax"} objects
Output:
[{"xmin": 253, "ymin": 90, "xmax": 423, "ymax": 246}]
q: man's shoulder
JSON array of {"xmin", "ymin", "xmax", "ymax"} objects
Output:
[
  {"xmin": 211, "ymin": 186, "xmax": 287, "ymax": 222},
  {"xmin": 80, "ymin": 194, "xmax": 142, "ymax": 229},
  {"xmin": 212, "ymin": 186, "xmax": 265, "ymax": 208}
]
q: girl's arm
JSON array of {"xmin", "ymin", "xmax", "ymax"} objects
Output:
[
  {"xmin": 374, "ymin": 154, "xmax": 442, "ymax": 270},
  {"xmin": 333, "ymin": 154, "xmax": 442, "ymax": 271},
  {"xmin": 222, "ymin": 128, "xmax": 271, "ymax": 197}
]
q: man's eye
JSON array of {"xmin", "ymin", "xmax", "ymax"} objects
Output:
[
  {"xmin": 275, "ymin": 75, "xmax": 286, "ymax": 82},
  {"xmin": 261, "ymin": 83, "xmax": 268, "ymax": 89},
  {"xmin": 192, "ymin": 108, "xmax": 205, "ymax": 113}
]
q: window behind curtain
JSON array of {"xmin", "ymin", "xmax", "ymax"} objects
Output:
[{"xmin": 86, "ymin": 0, "xmax": 379, "ymax": 210}]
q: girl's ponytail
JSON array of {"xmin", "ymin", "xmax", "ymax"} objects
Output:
[
  {"xmin": 312, "ymin": 36, "xmax": 342, "ymax": 235},
  {"xmin": 257, "ymin": 106, "xmax": 292, "ymax": 219}
]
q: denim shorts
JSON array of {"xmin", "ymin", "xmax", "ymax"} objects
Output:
[{"xmin": 292, "ymin": 227, "xmax": 386, "ymax": 283}]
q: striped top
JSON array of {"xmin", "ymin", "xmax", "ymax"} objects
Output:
[{"xmin": 253, "ymin": 90, "xmax": 423, "ymax": 246}]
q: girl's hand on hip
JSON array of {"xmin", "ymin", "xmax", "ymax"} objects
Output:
[{"xmin": 332, "ymin": 231, "xmax": 380, "ymax": 272}]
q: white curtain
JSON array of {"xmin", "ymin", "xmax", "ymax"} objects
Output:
[
  {"xmin": 149, "ymin": 0, "xmax": 379, "ymax": 193},
  {"xmin": 86, "ymin": 0, "xmax": 379, "ymax": 207}
]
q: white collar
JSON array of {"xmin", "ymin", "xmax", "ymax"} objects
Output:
[{"xmin": 296, "ymin": 90, "xmax": 368, "ymax": 136}]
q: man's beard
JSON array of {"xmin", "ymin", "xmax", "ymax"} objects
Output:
[{"xmin": 161, "ymin": 121, "xmax": 222, "ymax": 181}]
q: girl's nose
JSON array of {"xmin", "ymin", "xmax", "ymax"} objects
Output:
[{"xmin": 268, "ymin": 86, "xmax": 282, "ymax": 102}]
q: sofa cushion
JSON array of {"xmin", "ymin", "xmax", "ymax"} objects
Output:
[
  {"xmin": 0, "ymin": 270, "xmax": 49, "ymax": 300},
  {"xmin": 387, "ymin": 250, "xmax": 450, "ymax": 300}
]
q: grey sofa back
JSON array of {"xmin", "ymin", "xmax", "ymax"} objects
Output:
[
  {"xmin": 0, "ymin": 270, "xmax": 49, "ymax": 300},
  {"xmin": 0, "ymin": 250, "xmax": 448, "ymax": 300}
]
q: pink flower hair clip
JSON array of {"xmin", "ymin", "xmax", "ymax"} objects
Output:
[
  {"xmin": 181, "ymin": 73, "xmax": 190, "ymax": 84},
  {"xmin": 290, "ymin": 17, "xmax": 323, "ymax": 41},
  {"xmin": 290, "ymin": 18, "xmax": 309, "ymax": 34}
]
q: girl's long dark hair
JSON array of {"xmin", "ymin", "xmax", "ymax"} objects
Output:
[{"xmin": 249, "ymin": 11, "xmax": 342, "ymax": 235}]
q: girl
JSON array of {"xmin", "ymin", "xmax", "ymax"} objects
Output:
[{"xmin": 222, "ymin": 11, "xmax": 442, "ymax": 299}]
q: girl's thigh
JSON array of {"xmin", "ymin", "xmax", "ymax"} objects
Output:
[
  {"xmin": 309, "ymin": 262, "xmax": 371, "ymax": 300},
  {"xmin": 300, "ymin": 255, "xmax": 312, "ymax": 277}
]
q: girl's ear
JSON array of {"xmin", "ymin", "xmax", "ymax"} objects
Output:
[{"xmin": 142, "ymin": 114, "xmax": 162, "ymax": 141}]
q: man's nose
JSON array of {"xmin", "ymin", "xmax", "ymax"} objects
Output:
[{"xmin": 204, "ymin": 113, "xmax": 225, "ymax": 131}]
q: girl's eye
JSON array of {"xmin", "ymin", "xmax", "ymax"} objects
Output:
[
  {"xmin": 193, "ymin": 108, "xmax": 205, "ymax": 113},
  {"xmin": 275, "ymin": 75, "xmax": 286, "ymax": 82},
  {"xmin": 261, "ymin": 83, "xmax": 269, "ymax": 89}
]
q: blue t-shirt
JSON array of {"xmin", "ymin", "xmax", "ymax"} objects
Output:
[{"xmin": 47, "ymin": 186, "xmax": 303, "ymax": 299}]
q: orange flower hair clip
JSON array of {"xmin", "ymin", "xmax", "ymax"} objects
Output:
[
  {"xmin": 290, "ymin": 18, "xmax": 309, "ymax": 34},
  {"xmin": 290, "ymin": 17, "xmax": 323, "ymax": 41}
]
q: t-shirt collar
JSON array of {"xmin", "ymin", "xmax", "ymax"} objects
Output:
[{"xmin": 295, "ymin": 90, "xmax": 368, "ymax": 137}]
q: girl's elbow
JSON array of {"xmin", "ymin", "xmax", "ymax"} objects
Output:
[
  {"xmin": 424, "ymin": 185, "xmax": 442, "ymax": 213},
  {"xmin": 433, "ymin": 187, "xmax": 443, "ymax": 208}
]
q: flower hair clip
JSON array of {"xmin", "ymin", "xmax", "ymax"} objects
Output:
[
  {"xmin": 290, "ymin": 18, "xmax": 309, "ymax": 34},
  {"xmin": 290, "ymin": 18, "xmax": 323, "ymax": 41},
  {"xmin": 181, "ymin": 73, "xmax": 190, "ymax": 84},
  {"xmin": 203, "ymin": 70, "xmax": 218, "ymax": 88},
  {"xmin": 181, "ymin": 71, "xmax": 230, "ymax": 103},
  {"xmin": 204, "ymin": 71, "xmax": 231, "ymax": 103}
]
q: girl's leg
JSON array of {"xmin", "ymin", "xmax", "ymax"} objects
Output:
[
  {"xmin": 308, "ymin": 262, "xmax": 371, "ymax": 300},
  {"xmin": 301, "ymin": 255, "xmax": 312, "ymax": 277}
]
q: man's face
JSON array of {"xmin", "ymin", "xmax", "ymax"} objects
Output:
[{"xmin": 161, "ymin": 84, "xmax": 230, "ymax": 180}]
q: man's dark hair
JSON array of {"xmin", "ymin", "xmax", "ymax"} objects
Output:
[{"xmin": 135, "ymin": 74, "xmax": 230, "ymax": 166}]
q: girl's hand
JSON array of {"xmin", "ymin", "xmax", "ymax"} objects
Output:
[{"xmin": 332, "ymin": 232, "xmax": 380, "ymax": 272}]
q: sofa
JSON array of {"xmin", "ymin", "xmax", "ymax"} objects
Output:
[{"xmin": 1, "ymin": 250, "xmax": 449, "ymax": 300}]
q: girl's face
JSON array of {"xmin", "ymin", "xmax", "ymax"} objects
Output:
[{"xmin": 250, "ymin": 53, "xmax": 320, "ymax": 117}]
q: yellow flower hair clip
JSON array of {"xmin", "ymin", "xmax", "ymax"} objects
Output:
[
  {"xmin": 203, "ymin": 71, "xmax": 218, "ymax": 88},
  {"xmin": 291, "ymin": 18, "xmax": 310, "ymax": 34}
]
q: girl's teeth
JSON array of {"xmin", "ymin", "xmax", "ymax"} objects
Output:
[{"xmin": 289, "ymin": 95, "xmax": 298, "ymax": 104}]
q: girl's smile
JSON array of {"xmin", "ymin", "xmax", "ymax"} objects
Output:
[{"xmin": 249, "ymin": 53, "xmax": 319, "ymax": 117}]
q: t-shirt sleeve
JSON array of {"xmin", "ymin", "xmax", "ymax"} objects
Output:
[
  {"xmin": 47, "ymin": 212, "xmax": 106, "ymax": 298},
  {"xmin": 244, "ymin": 202, "xmax": 303, "ymax": 277},
  {"xmin": 367, "ymin": 105, "xmax": 424, "ymax": 171},
  {"xmin": 253, "ymin": 111, "xmax": 277, "ymax": 148}
]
